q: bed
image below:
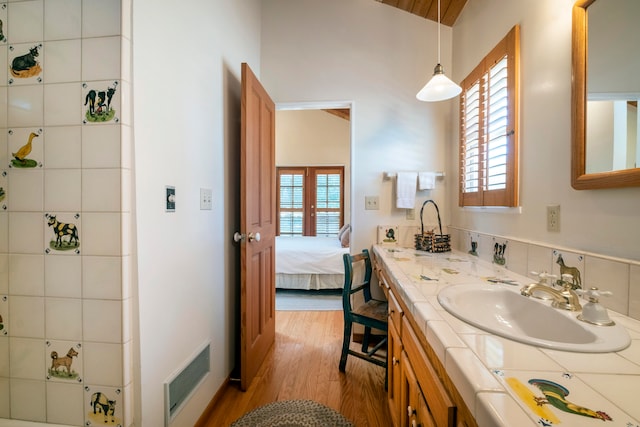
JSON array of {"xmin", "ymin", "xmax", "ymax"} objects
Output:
[{"xmin": 275, "ymin": 236, "xmax": 350, "ymax": 290}]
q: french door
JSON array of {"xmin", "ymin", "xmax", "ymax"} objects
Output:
[{"xmin": 277, "ymin": 166, "xmax": 344, "ymax": 237}]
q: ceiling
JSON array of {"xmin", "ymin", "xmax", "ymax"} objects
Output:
[{"xmin": 376, "ymin": 0, "xmax": 467, "ymax": 27}]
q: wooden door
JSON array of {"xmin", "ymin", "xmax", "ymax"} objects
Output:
[{"xmin": 239, "ymin": 63, "xmax": 276, "ymax": 391}]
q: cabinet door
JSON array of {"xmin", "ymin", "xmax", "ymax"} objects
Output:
[{"xmin": 388, "ymin": 318, "xmax": 403, "ymax": 426}]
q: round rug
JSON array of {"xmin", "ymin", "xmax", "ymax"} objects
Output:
[{"xmin": 230, "ymin": 399, "xmax": 354, "ymax": 427}]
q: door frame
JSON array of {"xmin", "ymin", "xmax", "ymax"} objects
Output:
[{"xmin": 276, "ymin": 101, "xmax": 354, "ymax": 238}]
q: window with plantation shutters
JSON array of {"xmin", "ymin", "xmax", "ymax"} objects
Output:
[
  {"xmin": 459, "ymin": 25, "xmax": 520, "ymax": 207},
  {"xmin": 277, "ymin": 166, "xmax": 344, "ymax": 237}
]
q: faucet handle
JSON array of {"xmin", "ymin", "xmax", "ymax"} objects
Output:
[
  {"xmin": 576, "ymin": 287, "xmax": 613, "ymax": 303},
  {"xmin": 530, "ymin": 271, "xmax": 557, "ymax": 284}
]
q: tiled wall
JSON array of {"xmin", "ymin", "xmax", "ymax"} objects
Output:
[
  {"xmin": 448, "ymin": 227, "xmax": 640, "ymax": 321},
  {"xmin": 391, "ymin": 225, "xmax": 640, "ymax": 322},
  {"xmin": 0, "ymin": 1, "xmax": 133, "ymax": 426}
]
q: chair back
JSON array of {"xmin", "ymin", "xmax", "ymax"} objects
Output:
[{"xmin": 342, "ymin": 249, "xmax": 373, "ymax": 314}]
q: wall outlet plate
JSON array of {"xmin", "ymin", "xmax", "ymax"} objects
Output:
[
  {"xmin": 547, "ymin": 205, "xmax": 560, "ymax": 232},
  {"xmin": 200, "ymin": 188, "xmax": 212, "ymax": 210}
]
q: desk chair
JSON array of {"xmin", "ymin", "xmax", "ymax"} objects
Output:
[{"xmin": 339, "ymin": 249, "xmax": 388, "ymax": 372}]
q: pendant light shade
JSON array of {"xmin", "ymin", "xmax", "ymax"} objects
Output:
[{"xmin": 416, "ymin": 0, "xmax": 461, "ymax": 102}]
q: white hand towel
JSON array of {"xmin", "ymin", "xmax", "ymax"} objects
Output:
[
  {"xmin": 418, "ymin": 172, "xmax": 436, "ymax": 190},
  {"xmin": 396, "ymin": 172, "xmax": 417, "ymax": 209}
]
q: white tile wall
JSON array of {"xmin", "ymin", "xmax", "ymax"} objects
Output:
[
  {"xmin": 2, "ymin": 0, "xmax": 131, "ymax": 423},
  {"xmin": 0, "ymin": 254, "xmax": 8, "ymax": 294},
  {"xmin": 82, "ymin": 0, "xmax": 121, "ymax": 38},
  {"xmin": 8, "ymin": 168, "xmax": 43, "ymax": 211},
  {"xmin": 0, "ymin": 378, "xmax": 8, "ymax": 419},
  {"xmin": 450, "ymin": 227, "xmax": 640, "ymax": 320},
  {"xmin": 82, "ymin": 38, "xmax": 121, "ymax": 82},
  {"xmin": 43, "ymin": 39, "xmax": 81, "ymax": 83},
  {"xmin": 45, "ymin": 297, "xmax": 82, "ymax": 341},
  {"xmin": 44, "ymin": 0, "xmax": 82, "ymax": 41},
  {"xmin": 46, "ymin": 381, "xmax": 84, "ymax": 425},
  {"xmin": 0, "ymin": 337, "xmax": 8, "ymax": 377},
  {"xmin": 629, "ymin": 265, "xmax": 640, "ymax": 319},
  {"xmin": 82, "ymin": 256, "xmax": 121, "ymax": 300},
  {"xmin": 8, "ymin": 254, "xmax": 44, "ymax": 296},
  {"xmin": 83, "ymin": 299, "xmax": 122, "ymax": 343},
  {"xmin": 10, "ymin": 337, "xmax": 44, "ymax": 379},
  {"xmin": 82, "ymin": 169, "xmax": 121, "ymax": 212},
  {"xmin": 8, "ymin": 0, "xmax": 44, "ymax": 44},
  {"xmin": 82, "ymin": 124, "xmax": 121, "ymax": 168},
  {"xmin": 83, "ymin": 342, "xmax": 122, "ymax": 387},
  {"xmin": 10, "ymin": 213, "xmax": 45, "ymax": 254},
  {"xmin": 44, "ymin": 83, "xmax": 82, "ymax": 125},
  {"xmin": 8, "ymin": 85, "xmax": 44, "ymax": 126},
  {"xmin": 44, "ymin": 126, "xmax": 82, "ymax": 168},
  {"xmin": 10, "ymin": 378, "xmax": 46, "ymax": 422},
  {"xmin": 44, "ymin": 169, "xmax": 81, "ymax": 212},
  {"xmin": 10, "ymin": 296, "xmax": 45, "ymax": 338},
  {"xmin": 45, "ymin": 255, "xmax": 82, "ymax": 298}
]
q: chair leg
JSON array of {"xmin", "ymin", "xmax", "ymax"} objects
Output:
[
  {"xmin": 362, "ymin": 326, "xmax": 371, "ymax": 352},
  {"xmin": 339, "ymin": 321, "xmax": 352, "ymax": 372}
]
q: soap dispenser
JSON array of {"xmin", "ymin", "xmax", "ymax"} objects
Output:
[{"xmin": 577, "ymin": 287, "xmax": 615, "ymax": 326}]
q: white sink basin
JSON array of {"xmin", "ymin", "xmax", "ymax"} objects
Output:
[{"xmin": 437, "ymin": 284, "xmax": 631, "ymax": 353}]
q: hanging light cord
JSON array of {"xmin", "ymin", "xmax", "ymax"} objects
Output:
[{"xmin": 437, "ymin": 0, "xmax": 441, "ymax": 64}]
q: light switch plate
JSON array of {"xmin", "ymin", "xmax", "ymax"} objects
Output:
[
  {"xmin": 365, "ymin": 196, "xmax": 379, "ymax": 210},
  {"xmin": 166, "ymin": 186, "xmax": 175, "ymax": 212}
]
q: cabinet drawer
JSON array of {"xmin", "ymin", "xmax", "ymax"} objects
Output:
[
  {"xmin": 388, "ymin": 290, "xmax": 404, "ymax": 333},
  {"xmin": 402, "ymin": 317, "xmax": 456, "ymax": 427}
]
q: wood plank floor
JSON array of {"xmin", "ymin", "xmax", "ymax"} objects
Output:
[{"xmin": 198, "ymin": 310, "xmax": 391, "ymax": 427}]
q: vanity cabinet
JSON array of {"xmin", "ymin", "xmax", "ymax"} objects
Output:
[{"xmin": 374, "ymin": 256, "xmax": 476, "ymax": 427}]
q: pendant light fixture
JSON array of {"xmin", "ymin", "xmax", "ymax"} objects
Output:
[{"xmin": 416, "ymin": 0, "xmax": 461, "ymax": 102}]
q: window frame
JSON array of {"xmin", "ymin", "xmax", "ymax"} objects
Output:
[
  {"xmin": 276, "ymin": 166, "xmax": 345, "ymax": 237},
  {"xmin": 459, "ymin": 25, "xmax": 520, "ymax": 208}
]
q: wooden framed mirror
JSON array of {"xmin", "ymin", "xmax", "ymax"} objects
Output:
[{"xmin": 571, "ymin": 0, "xmax": 640, "ymax": 189}]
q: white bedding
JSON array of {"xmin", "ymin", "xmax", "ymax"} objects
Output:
[{"xmin": 276, "ymin": 236, "xmax": 349, "ymax": 275}]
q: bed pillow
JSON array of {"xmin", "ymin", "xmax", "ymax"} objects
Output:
[{"xmin": 339, "ymin": 224, "xmax": 350, "ymax": 248}]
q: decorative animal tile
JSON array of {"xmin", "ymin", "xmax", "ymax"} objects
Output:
[
  {"xmin": 8, "ymin": 42, "xmax": 43, "ymax": 85},
  {"xmin": 0, "ymin": 4, "xmax": 7, "ymax": 44},
  {"xmin": 0, "ymin": 295, "xmax": 6, "ymax": 336},
  {"xmin": 45, "ymin": 213, "xmax": 80, "ymax": 254},
  {"xmin": 493, "ymin": 369, "xmax": 639, "ymax": 426},
  {"xmin": 8, "ymin": 128, "xmax": 43, "ymax": 168},
  {"xmin": 82, "ymin": 80, "xmax": 119, "ymax": 124},
  {"xmin": 492, "ymin": 237, "xmax": 508, "ymax": 266},
  {"xmin": 46, "ymin": 341, "xmax": 82, "ymax": 383},
  {"xmin": 552, "ymin": 249, "xmax": 584, "ymax": 290},
  {"xmin": 467, "ymin": 231, "xmax": 480, "ymax": 256},
  {"xmin": 84, "ymin": 385, "xmax": 123, "ymax": 426},
  {"xmin": 378, "ymin": 225, "xmax": 398, "ymax": 245},
  {"xmin": 0, "ymin": 170, "xmax": 6, "ymax": 210}
]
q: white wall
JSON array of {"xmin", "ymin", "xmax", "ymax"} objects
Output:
[
  {"xmin": 450, "ymin": 0, "xmax": 640, "ymax": 261},
  {"xmin": 276, "ymin": 109, "xmax": 351, "ymax": 224},
  {"xmin": 262, "ymin": 0, "xmax": 454, "ymax": 251},
  {"xmin": 132, "ymin": 1, "xmax": 261, "ymax": 426}
]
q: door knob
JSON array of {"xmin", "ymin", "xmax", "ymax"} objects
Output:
[{"xmin": 234, "ymin": 232, "xmax": 261, "ymax": 243}]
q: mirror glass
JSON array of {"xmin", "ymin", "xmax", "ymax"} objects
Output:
[
  {"xmin": 572, "ymin": 0, "xmax": 640, "ymax": 189},
  {"xmin": 586, "ymin": 0, "xmax": 640, "ymax": 173}
]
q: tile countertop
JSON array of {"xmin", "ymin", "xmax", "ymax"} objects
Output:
[{"xmin": 372, "ymin": 245, "xmax": 640, "ymax": 427}]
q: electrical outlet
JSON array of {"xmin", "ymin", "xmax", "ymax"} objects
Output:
[
  {"xmin": 406, "ymin": 208, "xmax": 415, "ymax": 220},
  {"xmin": 200, "ymin": 188, "xmax": 212, "ymax": 210},
  {"xmin": 365, "ymin": 196, "xmax": 379, "ymax": 210},
  {"xmin": 547, "ymin": 205, "xmax": 560, "ymax": 232}
]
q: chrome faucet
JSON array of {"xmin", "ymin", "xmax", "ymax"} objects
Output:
[{"xmin": 521, "ymin": 273, "xmax": 582, "ymax": 311}]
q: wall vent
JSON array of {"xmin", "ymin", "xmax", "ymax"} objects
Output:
[{"xmin": 164, "ymin": 342, "xmax": 210, "ymax": 426}]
